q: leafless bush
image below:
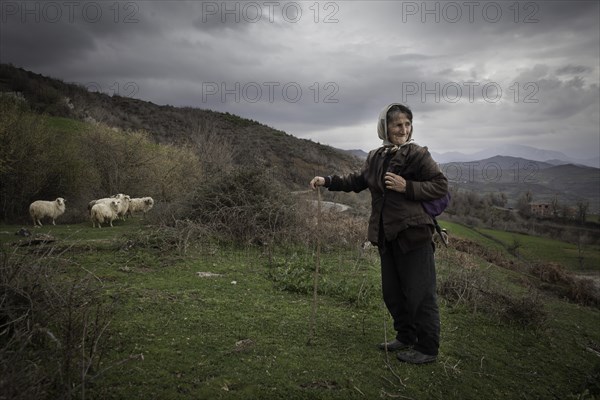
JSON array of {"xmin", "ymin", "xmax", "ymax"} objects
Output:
[
  {"xmin": 438, "ymin": 252, "xmax": 492, "ymax": 310},
  {"xmin": 189, "ymin": 123, "xmax": 237, "ymax": 176},
  {"xmin": 189, "ymin": 167, "xmax": 299, "ymax": 245},
  {"xmin": 289, "ymin": 196, "xmax": 369, "ymax": 252},
  {"xmin": 530, "ymin": 262, "xmax": 571, "ymax": 284},
  {"xmin": 568, "ymin": 278, "xmax": 600, "ymax": 307},
  {"xmin": 451, "ymin": 237, "xmax": 520, "ymax": 272},
  {"xmin": 0, "ymin": 244, "xmax": 113, "ymax": 399},
  {"xmin": 531, "ymin": 263, "xmax": 600, "ymax": 307},
  {"xmin": 438, "ymin": 250, "xmax": 547, "ymax": 327}
]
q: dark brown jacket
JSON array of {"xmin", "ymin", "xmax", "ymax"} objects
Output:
[{"xmin": 326, "ymin": 143, "xmax": 448, "ymax": 245}]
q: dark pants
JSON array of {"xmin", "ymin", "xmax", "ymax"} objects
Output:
[{"xmin": 379, "ymin": 240, "xmax": 440, "ymax": 356}]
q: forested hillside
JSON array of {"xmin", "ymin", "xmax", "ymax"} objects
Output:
[{"xmin": 0, "ymin": 64, "xmax": 363, "ymax": 223}]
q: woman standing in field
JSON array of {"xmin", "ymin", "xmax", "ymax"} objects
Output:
[{"xmin": 309, "ymin": 103, "xmax": 448, "ymax": 364}]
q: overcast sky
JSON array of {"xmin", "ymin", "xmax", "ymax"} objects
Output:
[{"xmin": 1, "ymin": 1, "xmax": 599, "ymax": 158}]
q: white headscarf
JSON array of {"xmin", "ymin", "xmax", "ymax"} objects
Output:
[{"xmin": 377, "ymin": 103, "xmax": 414, "ymax": 152}]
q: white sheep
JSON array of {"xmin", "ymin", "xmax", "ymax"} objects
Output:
[
  {"xmin": 88, "ymin": 194, "xmax": 129, "ymax": 217},
  {"xmin": 127, "ymin": 197, "xmax": 154, "ymax": 218},
  {"xmin": 116, "ymin": 195, "xmax": 131, "ymax": 220},
  {"xmin": 29, "ymin": 198, "xmax": 67, "ymax": 227},
  {"xmin": 90, "ymin": 199, "xmax": 120, "ymax": 228}
]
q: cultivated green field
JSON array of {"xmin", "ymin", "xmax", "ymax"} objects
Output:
[
  {"xmin": 438, "ymin": 220, "xmax": 600, "ymax": 269},
  {"xmin": 1, "ymin": 220, "xmax": 599, "ymax": 399},
  {"xmin": 477, "ymin": 226, "xmax": 600, "ymax": 272}
]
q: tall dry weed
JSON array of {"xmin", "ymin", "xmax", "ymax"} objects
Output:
[{"xmin": 0, "ymin": 244, "xmax": 113, "ymax": 399}]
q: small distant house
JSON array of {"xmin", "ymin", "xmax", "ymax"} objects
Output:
[{"xmin": 530, "ymin": 202, "xmax": 551, "ymax": 217}]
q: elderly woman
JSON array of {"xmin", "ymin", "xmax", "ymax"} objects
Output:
[{"xmin": 310, "ymin": 103, "xmax": 448, "ymax": 364}]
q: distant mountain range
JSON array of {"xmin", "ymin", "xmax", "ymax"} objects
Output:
[
  {"xmin": 430, "ymin": 144, "xmax": 599, "ymax": 169},
  {"xmin": 346, "ymin": 144, "xmax": 599, "ymax": 169},
  {"xmin": 440, "ymin": 155, "xmax": 599, "ymax": 212}
]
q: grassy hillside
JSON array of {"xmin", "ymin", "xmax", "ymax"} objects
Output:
[
  {"xmin": 440, "ymin": 221, "xmax": 600, "ymax": 273},
  {"xmin": 477, "ymin": 227, "xmax": 600, "ymax": 272},
  {"xmin": 1, "ymin": 218, "xmax": 598, "ymax": 399}
]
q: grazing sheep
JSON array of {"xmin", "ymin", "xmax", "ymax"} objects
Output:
[
  {"xmin": 29, "ymin": 198, "xmax": 67, "ymax": 227},
  {"xmin": 127, "ymin": 197, "xmax": 154, "ymax": 218},
  {"xmin": 90, "ymin": 200, "xmax": 120, "ymax": 228}
]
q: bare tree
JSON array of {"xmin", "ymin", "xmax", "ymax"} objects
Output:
[
  {"xmin": 576, "ymin": 200, "xmax": 589, "ymax": 224},
  {"xmin": 551, "ymin": 195, "xmax": 561, "ymax": 219},
  {"xmin": 517, "ymin": 190, "xmax": 533, "ymax": 217},
  {"xmin": 190, "ymin": 118, "xmax": 237, "ymax": 175}
]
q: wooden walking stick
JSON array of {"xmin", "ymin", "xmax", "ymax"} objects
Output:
[{"xmin": 307, "ymin": 186, "xmax": 322, "ymax": 345}]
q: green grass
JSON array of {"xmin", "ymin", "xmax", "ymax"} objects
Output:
[
  {"xmin": 438, "ymin": 220, "xmax": 600, "ymax": 272},
  {"xmin": 477, "ymin": 227, "xmax": 600, "ymax": 272},
  {"xmin": 1, "ymin": 222, "xmax": 599, "ymax": 399},
  {"xmin": 46, "ymin": 116, "xmax": 90, "ymax": 133},
  {"xmin": 439, "ymin": 220, "xmax": 507, "ymax": 252},
  {"xmin": 0, "ymin": 219, "xmax": 148, "ymax": 247}
]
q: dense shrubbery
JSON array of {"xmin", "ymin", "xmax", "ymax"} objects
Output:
[
  {"xmin": 0, "ymin": 96, "xmax": 86, "ymax": 221},
  {"xmin": 188, "ymin": 167, "xmax": 300, "ymax": 244},
  {"xmin": 0, "ymin": 95, "xmax": 203, "ymax": 223}
]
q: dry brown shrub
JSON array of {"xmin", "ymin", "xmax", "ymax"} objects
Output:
[
  {"xmin": 530, "ymin": 263, "xmax": 600, "ymax": 307},
  {"xmin": 568, "ymin": 278, "xmax": 600, "ymax": 307},
  {"xmin": 438, "ymin": 251, "xmax": 494, "ymax": 312},
  {"xmin": 530, "ymin": 262, "xmax": 572, "ymax": 285},
  {"xmin": 287, "ymin": 194, "xmax": 370, "ymax": 253},
  {"xmin": 189, "ymin": 167, "xmax": 298, "ymax": 244},
  {"xmin": 451, "ymin": 238, "xmax": 519, "ymax": 271},
  {"xmin": 317, "ymin": 211, "xmax": 368, "ymax": 249}
]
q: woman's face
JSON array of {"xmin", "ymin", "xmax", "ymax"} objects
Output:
[{"xmin": 387, "ymin": 112, "xmax": 412, "ymax": 146}]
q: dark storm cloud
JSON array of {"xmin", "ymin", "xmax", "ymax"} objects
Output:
[
  {"xmin": 0, "ymin": 1, "xmax": 163, "ymax": 71},
  {"xmin": 0, "ymin": 15, "xmax": 96, "ymax": 68},
  {"xmin": 0, "ymin": 1, "xmax": 598, "ymax": 157}
]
